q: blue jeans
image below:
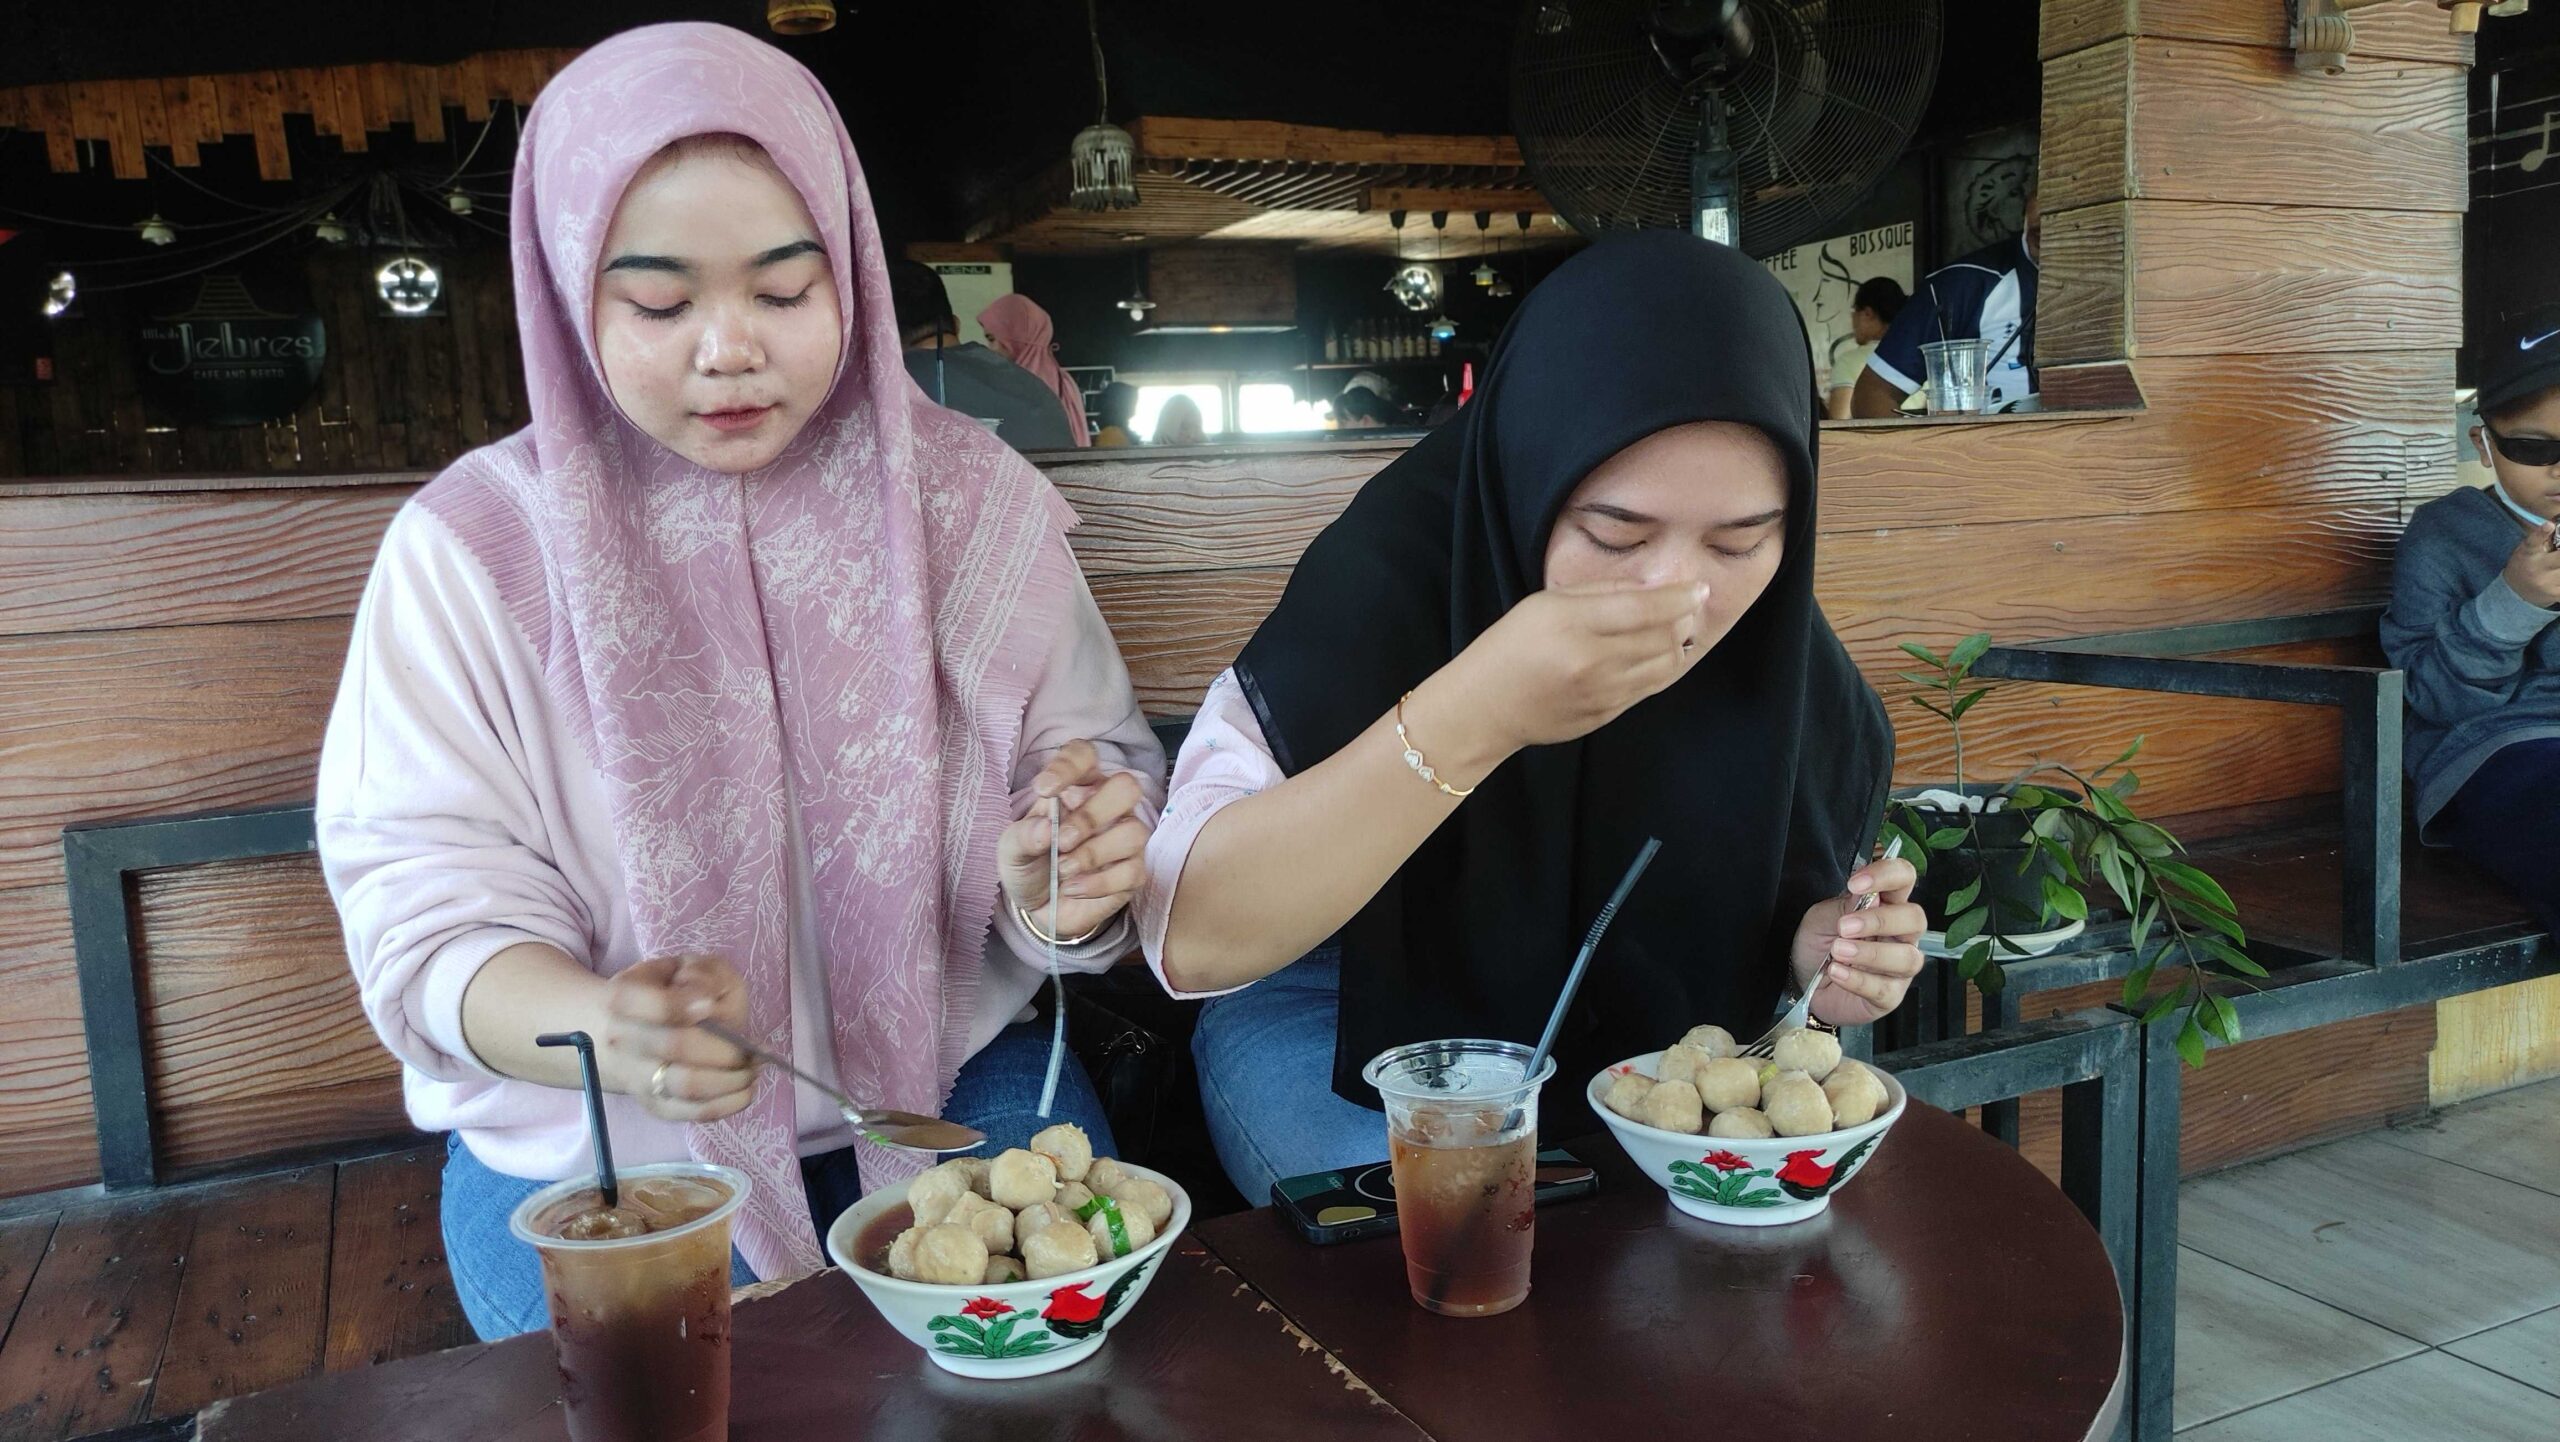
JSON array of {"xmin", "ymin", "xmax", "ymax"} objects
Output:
[
  {"xmin": 441, "ymin": 1018, "xmax": 1120, "ymax": 1340},
  {"xmin": 2439, "ymin": 737, "xmax": 2560, "ymax": 939},
  {"xmin": 1192, "ymin": 950, "xmax": 1390, "ymax": 1206}
]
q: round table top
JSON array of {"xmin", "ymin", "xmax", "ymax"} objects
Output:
[{"xmin": 1197, "ymin": 1099, "xmax": 2127, "ymax": 1442}]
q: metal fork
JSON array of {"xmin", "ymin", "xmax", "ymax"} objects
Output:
[{"xmin": 1740, "ymin": 835, "xmax": 1902, "ymax": 1059}]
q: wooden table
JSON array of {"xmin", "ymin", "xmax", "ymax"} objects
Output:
[
  {"xmin": 1201, "ymin": 1102, "xmax": 2125, "ymax": 1442},
  {"xmin": 196, "ymin": 1103, "xmax": 2121, "ymax": 1442}
]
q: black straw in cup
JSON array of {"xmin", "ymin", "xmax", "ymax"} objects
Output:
[{"xmin": 537, "ymin": 1031, "xmax": 618, "ymax": 1210}]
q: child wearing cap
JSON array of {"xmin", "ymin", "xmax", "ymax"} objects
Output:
[{"xmin": 2381, "ymin": 305, "xmax": 2560, "ymax": 932}]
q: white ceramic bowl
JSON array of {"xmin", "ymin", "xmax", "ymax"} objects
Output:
[
  {"xmin": 824, "ymin": 1162, "xmax": 1192, "ymax": 1379},
  {"xmin": 1588, "ymin": 1051, "xmax": 1906, "ymax": 1226}
]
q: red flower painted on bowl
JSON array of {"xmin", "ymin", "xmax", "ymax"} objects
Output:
[
  {"xmin": 1702, "ymin": 1149, "xmax": 1753, "ymax": 1172},
  {"xmin": 960, "ymin": 1296, "xmax": 1013, "ymax": 1321}
]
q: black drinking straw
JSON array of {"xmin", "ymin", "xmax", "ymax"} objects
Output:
[{"xmin": 537, "ymin": 1031, "xmax": 618, "ymax": 1209}]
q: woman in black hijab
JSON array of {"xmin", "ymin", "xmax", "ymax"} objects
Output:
[{"xmin": 1135, "ymin": 232, "xmax": 1921, "ymax": 1202}]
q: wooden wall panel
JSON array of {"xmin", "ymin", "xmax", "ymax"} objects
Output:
[
  {"xmin": 2431, "ymin": 975, "xmax": 2560, "ymax": 1106},
  {"xmin": 2043, "ymin": 0, "xmax": 2474, "ymax": 65},
  {"xmin": 2123, "ymin": 202, "xmax": 2462, "ymax": 357},
  {"xmin": 0, "ymin": 883, "xmax": 101, "ymax": 1197},
  {"xmin": 0, "ymin": 486, "xmax": 412, "ymax": 637},
  {"xmin": 2045, "ymin": 39, "xmax": 2466, "ymax": 213},
  {"xmin": 136, "ymin": 855, "xmax": 407, "ymax": 1173},
  {"xmin": 2037, "ymin": 202, "xmax": 2132, "ymax": 365},
  {"xmin": 1046, "ymin": 447, "xmax": 1394, "ymax": 575},
  {"xmin": 0, "ymin": 617, "xmax": 349, "ymax": 891}
]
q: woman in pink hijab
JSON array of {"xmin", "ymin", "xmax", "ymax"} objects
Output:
[
  {"xmin": 979, "ymin": 293, "xmax": 1091, "ymax": 446},
  {"xmin": 316, "ymin": 23, "xmax": 1162, "ymax": 1339}
]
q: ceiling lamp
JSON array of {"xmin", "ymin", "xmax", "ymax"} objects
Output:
[
  {"xmin": 137, "ymin": 214, "xmax": 175, "ymax": 246},
  {"xmin": 1115, "ymin": 291, "xmax": 1156, "ymax": 323},
  {"xmin": 314, "ymin": 213, "xmax": 350, "ymax": 244},
  {"xmin": 766, "ymin": 0, "xmax": 837, "ymax": 34},
  {"xmin": 1386, "ymin": 264, "xmax": 1442, "ymax": 312},
  {"xmin": 377, "ymin": 256, "xmax": 442, "ymax": 316},
  {"xmin": 1472, "ymin": 260, "xmax": 1497, "ymax": 287},
  {"xmin": 444, "ymin": 189, "xmax": 473, "ymax": 216},
  {"xmin": 1426, "ymin": 315, "xmax": 1459, "ymax": 343},
  {"xmin": 1068, "ymin": 0, "xmax": 1138, "ymax": 210},
  {"xmin": 41, "ymin": 271, "xmax": 74, "ymax": 318},
  {"xmin": 1489, "ymin": 272, "xmax": 1515, "ymax": 299}
]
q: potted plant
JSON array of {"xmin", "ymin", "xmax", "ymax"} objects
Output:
[{"xmin": 1879, "ymin": 634, "xmax": 2263, "ymax": 1066}]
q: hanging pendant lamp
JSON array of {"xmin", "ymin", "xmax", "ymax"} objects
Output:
[{"xmin": 1068, "ymin": 0, "xmax": 1139, "ymax": 211}]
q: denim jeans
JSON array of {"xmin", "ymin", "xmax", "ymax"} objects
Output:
[
  {"xmin": 1191, "ymin": 949, "xmax": 1391, "ymax": 1206},
  {"xmin": 439, "ymin": 1018, "xmax": 1120, "ymax": 1340},
  {"xmin": 2438, "ymin": 736, "xmax": 2560, "ymax": 939}
]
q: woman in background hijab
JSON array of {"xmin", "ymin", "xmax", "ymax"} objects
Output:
[
  {"xmin": 1154, "ymin": 394, "xmax": 1208, "ymax": 447},
  {"xmin": 1132, "ymin": 232, "xmax": 1920, "ymax": 1203},
  {"xmin": 317, "ymin": 24, "xmax": 1161, "ymax": 1337},
  {"xmin": 979, "ymin": 293, "xmax": 1090, "ymax": 446}
]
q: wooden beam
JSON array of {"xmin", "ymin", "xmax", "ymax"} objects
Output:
[
  {"xmin": 2042, "ymin": 0, "xmax": 2473, "ymax": 64},
  {"xmin": 1363, "ymin": 187, "xmax": 1555, "ymax": 218},
  {"xmin": 1129, "ymin": 116, "xmax": 1523, "ymax": 168}
]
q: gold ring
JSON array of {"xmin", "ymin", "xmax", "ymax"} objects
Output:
[{"xmin": 650, "ymin": 1061, "xmax": 674, "ymax": 1100}]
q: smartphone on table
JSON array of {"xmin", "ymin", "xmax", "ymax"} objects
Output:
[{"xmin": 1271, "ymin": 1147, "xmax": 1600, "ymax": 1245}]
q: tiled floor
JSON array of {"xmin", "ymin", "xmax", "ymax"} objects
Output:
[{"xmin": 2175, "ymin": 1077, "xmax": 2560, "ymax": 1439}]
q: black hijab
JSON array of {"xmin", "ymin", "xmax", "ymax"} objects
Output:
[{"xmin": 1232, "ymin": 231, "xmax": 1893, "ymax": 1116}]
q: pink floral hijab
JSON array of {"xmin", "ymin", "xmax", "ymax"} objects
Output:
[{"xmin": 417, "ymin": 23, "xmax": 1077, "ymax": 1278}]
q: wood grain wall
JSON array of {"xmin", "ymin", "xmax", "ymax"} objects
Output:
[
  {"xmin": 0, "ymin": 248, "xmax": 529, "ymax": 480},
  {"xmin": 0, "ymin": 0, "xmax": 2495, "ymax": 1199}
]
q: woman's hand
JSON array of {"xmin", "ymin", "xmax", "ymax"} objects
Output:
[
  {"xmin": 1788, "ymin": 854, "xmax": 1927, "ymax": 1027},
  {"xmin": 601, "ymin": 953, "xmax": 755, "ymax": 1122},
  {"xmin": 1416, "ymin": 582, "xmax": 1712, "ymax": 769},
  {"xmin": 1000, "ymin": 739, "xmax": 1152, "ymax": 942}
]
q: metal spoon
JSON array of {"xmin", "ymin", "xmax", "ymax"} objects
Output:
[
  {"xmin": 697, "ymin": 1020, "xmax": 987, "ymax": 1154},
  {"xmin": 1741, "ymin": 835, "xmax": 1904, "ymax": 1059}
]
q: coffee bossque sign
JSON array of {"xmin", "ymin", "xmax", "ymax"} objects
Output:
[{"xmin": 136, "ymin": 273, "xmax": 326, "ymax": 426}]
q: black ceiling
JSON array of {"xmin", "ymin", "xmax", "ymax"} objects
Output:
[{"xmin": 5, "ymin": 1, "xmax": 2045, "ymax": 245}]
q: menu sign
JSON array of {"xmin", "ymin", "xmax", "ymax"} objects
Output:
[{"xmin": 136, "ymin": 273, "xmax": 327, "ymax": 426}]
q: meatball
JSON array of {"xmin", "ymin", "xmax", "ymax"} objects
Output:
[
  {"xmin": 1098, "ymin": 1173, "xmax": 1175, "ymax": 1231},
  {"xmin": 1770, "ymin": 1027, "xmax": 1844, "ymax": 1082},
  {"xmin": 1823, "ymin": 1060, "xmax": 1889, "ymax": 1128},
  {"xmin": 945, "ymin": 1190, "xmax": 1014, "ymax": 1255},
  {"xmin": 1085, "ymin": 1157, "xmax": 1129, "ymax": 1195},
  {"xmin": 1087, "ymin": 1197, "xmax": 1158, "ymax": 1260},
  {"xmin": 912, "ymin": 1223, "xmax": 989, "ymax": 1286},
  {"xmin": 982, "ymin": 1254, "xmax": 1026, "ymax": 1285},
  {"xmin": 885, "ymin": 1226, "xmax": 925, "ymax": 1281},
  {"xmin": 1029, "ymin": 1122, "xmax": 1096, "ymax": 1183},
  {"xmin": 1057, "ymin": 1181, "xmax": 1096, "ymax": 1213},
  {"xmin": 1762, "ymin": 1071, "xmax": 1837, "ymax": 1137},
  {"xmin": 948, "ymin": 1156, "xmax": 993, "ymax": 1196},
  {"xmin": 1603, "ymin": 1071, "xmax": 1657, "ymax": 1121},
  {"xmin": 1022, "ymin": 1219, "xmax": 1101, "ymax": 1281},
  {"xmin": 1708, "ymin": 1107, "xmax": 1777, "ymax": 1139},
  {"xmin": 907, "ymin": 1164, "xmax": 972, "ymax": 1230},
  {"xmin": 1679, "ymin": 1024, "xmax": 1739, "ymax": 1059},
  {"xmin": 1016, "ymin": 1201, "xmax": 1075, "ymax": 1239},
  {"xmin": 1634, "ymin": 1078, "xmax": 1705, "ymax": 1134},
  {"xmin": 1655, "ymin": 1043, "xmax": 1712, "ymax": 1087},
  {"xmin": 989, "ymin": 1148, "xmax": 1060, "ymax": 1211},
  {"xmin": 1693, "ymin": 1057, "xmax": 1763, "ymax": 1114}
]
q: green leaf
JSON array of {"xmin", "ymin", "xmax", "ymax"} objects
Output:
[
  {"xmin": 1925, "ymin": 826, "xmax": 1968, "ymax": 849},
  {"xmin": 2120, "ymin": 959, "xmax": 2159, "ymax": 1011},
  {"xmin": 2086, "ymin": 787, "xmax": 2136, "ymax": 824},
  {"xmin": 1949, "ymin": 633, "xmax": 1994, "ymax": 669},
  {"xmin": 1946, "ymin": 876, "xmax": 1983, "ymax": 913},
  {"xmin": 1950, "ymin": 687, "xmax": 1992, "ymax": 720},
  {"xmin": 2030, "ymin": 807, "xmax": 2070, "ymax": 841},
  {"xmin": 2176, "ymin": 1015, "xmax": 2209, "ymax": 1068},
  {"xmin": 2041, "ymin": 876, "xmax": 2090, "ymax": 922},
  {"xmin": 2108, "ymin": 736, "xmax": 2146, "ymax": 772},
  {"xmin": 2179, "ymin": 901, "xmax": 2249, "ymax": 947},
  {"xmin": 2110, "ymin": 772, "xmax": 2140, "ymax": 798},
  {"xmin": 2121, "ymin": 823, "xmax": 2176, "ymax": 859},
  {"xmin": 1899, "ymin": 641, "xmax": 1948, "ymax": 669},
  {"xmin": 1895, "ymin": 671, "xmax": 1946, "ymax": 690},
  {"xmin": 1976, "ymin": 960, "xmax": 2008, "ymax": 995},
  {"xmin": 2129, "ymin": 900, "xmax": 2154, "ymax": 956},
  {"xmin": 2153, "ymin": 860, "xmax": 2239, "ymax": 919},
  {"xmin": 1943, "ymin": 907, "xmax": 1988, "ymax": 951},
  {"xmin": 1910, "ymin": 699, "xmax": 1952, "ymax": 721},
  {"xmin": 2200, "ymin": 993, "xmax": 2243, "ymax": 1044},
  {"xmin": 2197, "ymin": 934, "xmax": 2268, "ymax": 977},
  {"xmin": 2139, "ymin": 990, "xmax": 2182, "ymax": 1024}
]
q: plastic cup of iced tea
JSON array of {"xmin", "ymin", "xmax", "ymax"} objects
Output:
[
  {"xmin": 1362, "ymin": 1040, "xmax": 1556, "ymax": 1317},
  {"xmin": 508, "ymin": 1162, "xmax": 748, "ymax": 1442}
]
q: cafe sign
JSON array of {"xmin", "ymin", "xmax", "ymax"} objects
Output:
[{"xmin": 136, "ymin": 273, "xmax": 326, "ymax": 426}]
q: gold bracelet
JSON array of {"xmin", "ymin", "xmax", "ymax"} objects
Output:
[
  {"xmin": 1015, "ymin": 900, "xmax": 1108, "ymax": 948},
  {"xmin": 1395, "ymin": 691, "xmax": 1478, "ymax": 800}
]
